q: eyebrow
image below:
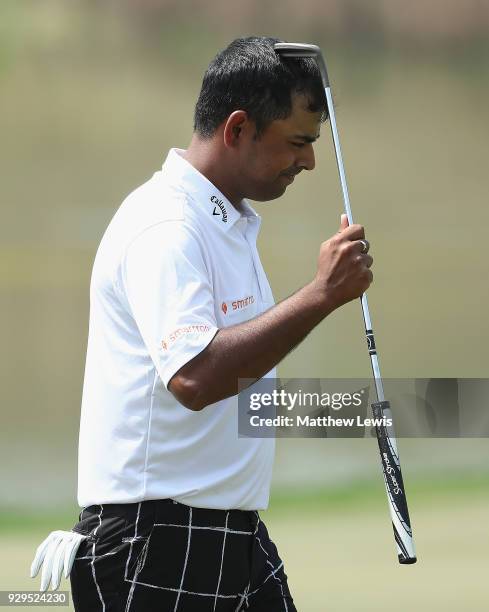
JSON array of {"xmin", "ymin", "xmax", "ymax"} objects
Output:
[{"xmin": 291, "ymin": 133, "xmax": 320, "ymax": 143}]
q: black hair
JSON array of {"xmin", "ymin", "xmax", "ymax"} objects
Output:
[{"xmin": 193, "ymin": 36, "xmax": 328, "ymax": 139}]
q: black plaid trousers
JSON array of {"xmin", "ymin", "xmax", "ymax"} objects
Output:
[{"xmin": 70, "ymin": 498, "xmax": 296, "ymax": 611}]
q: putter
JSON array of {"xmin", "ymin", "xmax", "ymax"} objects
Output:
[{"xmin": 274, "ymin": 42, "xmax": 417, "ymax": 565}]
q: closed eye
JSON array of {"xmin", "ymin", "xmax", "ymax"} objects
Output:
[{"xmin": 291, "ymin": 142, "xmax": 306, "ymax": 148}]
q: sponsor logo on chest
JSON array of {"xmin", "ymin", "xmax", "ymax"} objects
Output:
[{"xmin": 221, "ymin": 295, "xmax": 255, "ymax": 314}]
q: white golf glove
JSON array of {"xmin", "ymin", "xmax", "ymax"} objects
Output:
[{"xmin": 30, "ymin": 530, "xmax": 89, "ymax": 591}]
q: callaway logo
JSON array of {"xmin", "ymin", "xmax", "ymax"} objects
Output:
[
  {"xmin": 221, "ymin": 295, "xmax": 255, "ymax": 315},
  {"xmin": 211, "ymin": 195, "xmax": 227, "ymax": 223}
]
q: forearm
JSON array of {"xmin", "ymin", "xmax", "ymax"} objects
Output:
[
  {"xmin": 169, "ymin": 280, "xmax": 336, "ymax": 410},
  {"xmin": 170, "ymin": 218, "xmax": 373, "ymax": 409}
]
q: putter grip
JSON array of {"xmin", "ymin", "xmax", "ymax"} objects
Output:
[{"xmin": 371, "ymin": 400, "xmax": 417, "ymax": 564}]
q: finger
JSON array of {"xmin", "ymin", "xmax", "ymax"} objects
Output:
[
  {"xmin": 339, "ymin": 223, "xmax": 365, "ymax": 241},
  {"xmin": 31, "ymin": 533, "xmax": 57, "ymax": 578},
  {"xmin": 354, "ymin": 239, "xmax": 370, "ymax": 254},
  {"xmin": 64, "ymin": 533, "xmax": 87, "ymax": 578},
  {"xmin": 338, "ymin": 213, "xmax": 349, "ymax": 231},
  {"xmin": 40, "ymin": 535, "xmax": 63, "ymax": 591},
  {"xmin": 50, "ymin": 537, "xmax": 67, "ymax": 591},
  {"xmin": 364, "ymin": 254, "xmax": 373, "ymax": 268}
]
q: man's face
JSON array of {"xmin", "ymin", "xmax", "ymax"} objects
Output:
[{"xmin": 238, "ymin": 92, "xmax": 322, "ymax": 202}]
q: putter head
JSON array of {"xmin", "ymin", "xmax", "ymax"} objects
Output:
[
  {"xmin": 274, "ymin": 42, "xmax": 329, "ymax": 87},
  {"xmin": 273, "ymin": 42, "xmax": 321, "ymax": 58}
]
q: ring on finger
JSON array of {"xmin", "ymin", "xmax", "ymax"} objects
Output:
[{"xmin": 359, "ymin": 239, "xmax": 370, "ymax": 254}]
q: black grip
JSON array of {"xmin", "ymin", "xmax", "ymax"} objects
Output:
[{"xmin": 372, "ymin": 400, "xmax": 416, "ymax": 563}]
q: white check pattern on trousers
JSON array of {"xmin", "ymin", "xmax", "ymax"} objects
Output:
[{"xmin": 79, "ymin": 503, "xmax": 290, "ymax": 612}]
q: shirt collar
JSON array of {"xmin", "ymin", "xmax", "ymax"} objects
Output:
[{"xmin": 160, "ymin": 148, "xmax": 260, "ymax": 232}]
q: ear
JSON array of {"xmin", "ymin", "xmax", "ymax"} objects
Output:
[{"xmin": 223, "ymin": 110, "xmax": 249, "ymax": 148}]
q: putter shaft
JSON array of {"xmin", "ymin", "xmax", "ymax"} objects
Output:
[{"xmin": 274, "ymin": 42, "xmax": 417, "ymax": 565}]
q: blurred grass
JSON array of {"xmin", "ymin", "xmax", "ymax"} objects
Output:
[{"xmin": 2, "ymin": 472, "xmax": 488, "ymax": 532}]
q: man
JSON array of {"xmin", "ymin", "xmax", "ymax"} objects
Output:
[{"xmin": 31, "ymin": 36, "xmax": 372, "ymax": 610}]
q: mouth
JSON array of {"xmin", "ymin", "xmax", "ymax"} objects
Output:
[
  {"xmin": 282, "ymin": 174, "xmax": 295, "ymax": 184},
  {"xmin": 281, "ymin": 170, "xmax": 301, "ymax": 184}
]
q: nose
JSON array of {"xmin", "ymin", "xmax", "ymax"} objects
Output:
[{"xmin": 298, "ymin": 143, "xmax": 315, "ymax": 171}]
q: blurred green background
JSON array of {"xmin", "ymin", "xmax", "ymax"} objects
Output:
[{"xmin": 1, "ymin": 1, "xmax": 488, "ymax": 610}]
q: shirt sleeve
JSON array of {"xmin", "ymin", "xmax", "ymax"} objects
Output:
[{"xmin": 119, "ymin": 221, "xmax": 218, "ymax": 388}]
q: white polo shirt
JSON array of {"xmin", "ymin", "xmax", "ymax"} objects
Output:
[{"xmin": 77, "ymin": 148, "xmax": 276, "ymax": 510}]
